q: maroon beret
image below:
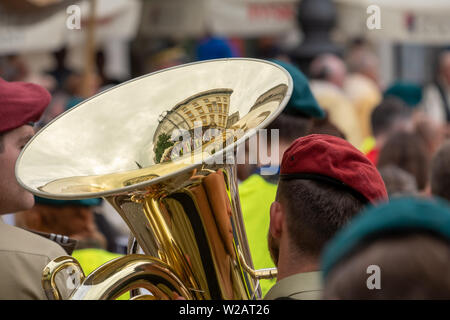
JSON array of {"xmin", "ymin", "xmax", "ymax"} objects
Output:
[
  {"xmin": 0, "ymin": 77, "xmax": 51, "ymax": 133},
  {"xmin": 280, "ymin": 134, "xmax": 388, "ymax": 204}
]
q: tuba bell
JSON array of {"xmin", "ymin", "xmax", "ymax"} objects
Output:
[{"xmin": 16, "ymin": 58, "xmax": 293, "ymax": 300}]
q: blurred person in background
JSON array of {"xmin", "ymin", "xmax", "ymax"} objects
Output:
[
  {"xmin": 0, "ymin": 78, "xmax": 69, "ymax": 299},
  {"xmin": 196, "ymin": 36, "xmax": 237, "ymax": 61},
  {"xmin": 422, "ymin": 50, "xmax": 450, "ymax": 125},
  {"xmin": 264, "ymin": 134, "xmax": 387, "ymax": 300},
  {"xmin": 95, "ymin": 49, "xmax": 122, "ymax": 90},
  {"xmin": 383, "ymin": 80, "xmax": 447, "ymax": 155},
  {"xmin": 384, "ymin": 81, "xmax": 423, "ymax": 109},
  {"xmin": 239, "ymin": 60, "xmax": 325, "ymax": 295},
  {"xmin": 45, "ymin": 47, "xmax": 74, "ymax": 93},
  {"xmin": 64, "ymin": 71, "xmax": 102, "ymax": 111},
  {"xmin": 147, "ymin": 45, "xmax": 188, "ymax": 73},
  {"xmin": 413, "ymin": 111, "xmax": 447, "ymax": 155},
  {"xmin": 430, "ymin": 140, "xmax": 450, "ymax": 202},
  {"xmin": 15, "ymin": 197, "xmax": 127, "ymax": 299},
  {"xmin": 365, "ymin": 97, "xmax": 413, "ymax": 165},
  {"xmin": 309, "ymin": 53, "xmax": 363, "ymax": 147},
  {"xmin": 0, "ymin": 55, "xmax": 28, "ymax": 82},
  {"xmin": 322, "ymin": 197, "xmax": 450, "ymax": 299},
  {"xmin": 378, "ymin": 165, "xmax": 418, "ymax": 198},
  {"xmin": 308, "ymin": 115, "xmax": 346, "ymax": 140},
  {"xmin": 15, "ymin": 198, "xmax": 107, "ymax": 251},
  {"xmin": 344, "ymin": 45, "xmax": 382, "ymax": 141},
  {"xmin": 377, "ymin": 131, "xmax": 430, "ymax": 192}
]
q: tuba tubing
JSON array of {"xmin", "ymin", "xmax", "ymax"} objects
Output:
[{"xmin": 43, "ymin": 254, "xmax": 193, "ymax": 300}]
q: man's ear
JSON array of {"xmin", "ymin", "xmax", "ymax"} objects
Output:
[{"xmin": 269, "ymin": 201, "xmax": 284, "ymax": 239}]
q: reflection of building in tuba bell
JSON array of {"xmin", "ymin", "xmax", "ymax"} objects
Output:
[
  {"xmin": 153, "ymin": 88, "xmax": 235, "ymax": 163},
  {"xmin": 15, "ymin": 59, "xmax": 293, "ymax": 300}
]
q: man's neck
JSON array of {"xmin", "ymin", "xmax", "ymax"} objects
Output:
[{"xmin": 276, "ymin": 245, "xmax": 319, "ymax": 282}]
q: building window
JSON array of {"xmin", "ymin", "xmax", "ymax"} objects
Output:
[
  {"xmin": 203, "ymin": 98, "xmax": 209, "ymax": 103},
  {"xmin": 210, "ymin": 115, "xmax": 215, "ymax": 123},
  {"xmin": 207, "ymin": 104, "xmax": 213, "ymax": 113},
  {"xmin": 216, "ymin": 97, "xmax": 221, "ymax": 102},
  {"xmin": 218, "ymin": 104, "xmax": 222, "ymax": 113},
  {"xmin": 182, "ymin": 106, "xmax": 188, "ymax": 112},
  {"xmin": 187, "ymin": 111, "xmax": 194, "ymax": 118},
  {"xmin": 201, "ymin": 115, "xmax": 207, "ymax": 125},
  {"xmin": 222, "ymin": 104, "xmax": 227, "ymax": 113},
  {"xmin": 196, "ymin": 107, "xmax": 204, "ymax": 114},
  {"xmin": 223, "ymin": 97, "xmax": 227, "ymax": 102}
]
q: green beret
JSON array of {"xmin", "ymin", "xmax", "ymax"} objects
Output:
[
  {"xmin": 272, "ymin": 60, "xmax": 325, "ymax": 119},
  {"xmin": 35, "ymin": 196, "xmax": 102, "ymax": 207},
  {"xmin": 321, "ymin": 197, "xmax": 450, "ymax": 280},
  {"xmin": 384, "ymin": 82, "xmax": 423, "ymax": 107}
]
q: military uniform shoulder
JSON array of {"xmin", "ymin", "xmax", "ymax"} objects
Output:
[
  {"xmin": 264, "ymin": 271, "xmax": 323, "ymax": 300},
  {"xmin": 0, "ymin": 221, "xmax": 66, "ymax": 259}
]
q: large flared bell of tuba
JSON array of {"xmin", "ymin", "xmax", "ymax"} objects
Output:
[{"xmin": 16, "ymin": 58, "xmax": 293, "ymax": 300}]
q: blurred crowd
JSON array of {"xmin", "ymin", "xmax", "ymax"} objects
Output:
[{"xmin": 1, "ymin": 33, "xmax": 450, "ymax": 300}]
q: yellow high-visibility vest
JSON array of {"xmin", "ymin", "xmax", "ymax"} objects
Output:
[
  {"xmin": 239, "ymin": 174, "xmax": 278, "ymax": 297},
  {"xmin": 72, "ymin": 248, "xmax": 129, "ymax": 300}
]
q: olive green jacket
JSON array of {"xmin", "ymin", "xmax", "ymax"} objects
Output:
[{"xmin": 264, "ymin": 271, "xmax": 323, "ymax": 300}]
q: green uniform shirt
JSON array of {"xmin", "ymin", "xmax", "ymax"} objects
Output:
[
  {"xmin": 239, "ymin": 174, "xmax": 278, "ymax": 296},
  {"xmin": 264, "ymin": 271, "xmax": 323, "ymax": 300}
]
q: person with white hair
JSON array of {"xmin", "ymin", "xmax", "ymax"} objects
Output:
[{"xmin": 309, "ymin": 54, "xmax": 363, "ymax": 148}]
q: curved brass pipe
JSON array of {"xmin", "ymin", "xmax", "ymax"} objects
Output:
[
  {"xmin": 237, "ymin": 247, "xmax": 278, "ymax": 280},
  {"xmin": 44, "ymin": 254, "xmax": 194, "ymax": 300},
  {"xmin": 42, "ymin": 256, "xmax": 86, "ymax": 300}
]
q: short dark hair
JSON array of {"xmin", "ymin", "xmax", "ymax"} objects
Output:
[
  {"xmin": 378, "ymin": 165, "xmax": 418, "ymax": 197},
  {"xmin": 324, "ymin": 232, "xmax": 450, "ymax": 299},
  {"xmin": 277, "ymin": 179, "xmax": 366, "ymax": 257},
  {"xmin": 308, "ymin": 115, "xmax": 346, "ymax": 140},
  {"xmin": 266, "ymin": 113, "xmax": 312, "ymax": 144},
  {"xmin": 431, "ymin": 140, "xmax": 450, "ymax": 201},
  {"xmin": 377, "ymin": 131, "xmax": 430, "ymax": 190},
  {"xmin": 370, "ymin": 97, "xmax": 411, "ymax": 138}
]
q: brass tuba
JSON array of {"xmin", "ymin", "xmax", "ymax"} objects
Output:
[{"xmin": 16, "ymin": 58, "xmax": 293, "ymax": 300}]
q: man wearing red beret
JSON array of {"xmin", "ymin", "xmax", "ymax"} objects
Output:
[
  {"xmin": 264, "ymin": 134, "xmax": 388, "ymax": 300},
  {"xmin": 0, "ymin": 78, "xmax": 68, "ymax": 299}
]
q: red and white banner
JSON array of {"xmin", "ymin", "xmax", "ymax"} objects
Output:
[
  {"xmin": 207, "ymin": 0, "xmax": 297, "ymax": 37},
  {"xmin": 140, "ymin": 0, "xmax": 298, "ymax": 38}
]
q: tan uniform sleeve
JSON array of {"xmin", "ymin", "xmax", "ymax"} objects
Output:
[{"xmin": 0, "ymin": 224, "xmax": 72, "ymax": 300}]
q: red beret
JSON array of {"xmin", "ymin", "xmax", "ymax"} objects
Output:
[
  {"xmin": 280, "ymin": 134, "xmax": 388, "ymax": 204},
  {"xmin": 0, "ymin": 77, "xmax": 51, "ymax": 133}
]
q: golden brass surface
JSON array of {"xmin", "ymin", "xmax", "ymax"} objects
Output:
[
  {"xmin": 70, "ymin": 254, "xmax": 193, "ymax": 300},
  {"xmin": 16, "ymin": 58, "xmax": 292, "ymax": 300}
]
